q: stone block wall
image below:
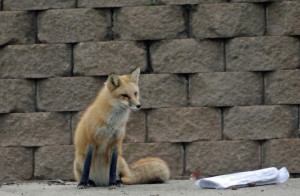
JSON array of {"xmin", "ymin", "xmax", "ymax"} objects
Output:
[{"xmin": 0, "ymin": 0, "xmax": 299, "ymax": 181}]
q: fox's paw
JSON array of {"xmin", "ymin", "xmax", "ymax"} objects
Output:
[
  {"xmin": 108, "ymin": 180, "xmax": 123, "ymax": 190},
  {"xmin": 116, "ymin": 180, "xmax": 124, "ymax": 187},
  {"xmin": 108, "ymin": 184, "xmax": 116, "ymax": 190},
  {"xmin": 77, "ymin": 181, "xmax": 88, "ymax": 189}
]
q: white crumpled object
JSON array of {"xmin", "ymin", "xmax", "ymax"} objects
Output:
[{"xmin": 195, "ymin": 167, "xmax": 289, "ymax": 189}]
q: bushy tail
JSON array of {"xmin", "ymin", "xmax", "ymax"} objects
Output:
[{"xmin": 121, "ymin": 157, "xmax": 170, "ymax": 185}]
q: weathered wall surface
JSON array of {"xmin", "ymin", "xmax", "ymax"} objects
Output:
[{"xmin": 0, "ymin": 0, "xmax": 299, "ymax": 181}]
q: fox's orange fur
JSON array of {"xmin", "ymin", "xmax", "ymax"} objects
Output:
[{"xmin": 73, "ymin": 68, "xmax": 170, "ymax": 187}]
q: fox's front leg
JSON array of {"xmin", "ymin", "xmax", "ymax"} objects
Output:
[
  {"xmin": 94, "ymin": 126, "xmax": 121, "ymax": 189},
  {"xmin": 77, "ymin": 143, "xmax": 94, "ymax": 189},
  {"xmin": 109, "ymin": 146, "xmax": 118, "ymax": 189}
]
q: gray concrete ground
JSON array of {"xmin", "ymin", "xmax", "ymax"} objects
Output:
[{"xmin": 1, "ymin": 179, "xmax": 299, "ymax": 196}]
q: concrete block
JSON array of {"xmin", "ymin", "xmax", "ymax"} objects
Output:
[
  {"xmin": 37, "ymin": 77, "xmax": 105, "ymax": 111},
  {"xmin": 151, "ymin": 39, "xmax": 224, "ymax": 73},
  {"xmin": 0, "ymin": 113, "xmax": 70, "ymax": 147},
  {"xmin": 3, "ymin": 0, "xmax": 75, "ymax": 10},
  {"xmin": 227, "ymin": 36, "xmax": 299, "ymax": 71},
  {"xmin": 35, "ymin": 145, "xmax": 74, "ymax": 180},
  {"xmin": 263, "ymin": 139, "xmax": 300, "ymax": 173},
  {"xmin": 186, "ymin": 141, "xmax": 260, "ymax": 176},
  {"xmin": 125, "ymin": 110, "xmax": 146, "ymax": 143},
  {"xmin": 148, "ymin": 107, "xmax": 222, "ymax": 142},
  {"xmin": 0, "ymin": 44, "xmax": 71, "ymax": 78},
  {"xmin": 224, "ymin": 105, "xmax": 298, "ymax": 140},
  {"xmin": 74, "ymin": 41, "xmax": 146, "ymax": 76},
  {"xmin": 78, "ymin": 0, "xmax": 149, "ymax": 7},
  {"xmin": 190, "ymin": 72, "xmax": 262, "ymax": 106},
  {"xmin": 140, "ymin": 74, "xmax": 187, "ymax": 108},
  {"xmin": 267, "ymin": 1, "xmax": 300, "ymax": 35},
  {"xmin": 0, "ymin": 79, "xmax": 35, "ymax": 113},
  {"xmin": 0, "ymin": 147, "xmax": 32, "ymax": 180},
  {"xmin": 265, "ymin": 70, "xmax": 300, "ymax": 105},
  {"xmin": 78, "ymin": 0, "xmax": 226, "ymax": 7},
  {"xmin": 191, "ymin": 3, "xmax": 264, "ymax": 38},
  {"xmin": 38, "ymin": 9, "xmax": 111, "ymax": 43},
  {"xmin": 114, "ymin": 6, "xmax": 186, "ymax": 40},
  {"xmin": 0, "ymin": 11, "xmax": 34, "ymax": 45}
]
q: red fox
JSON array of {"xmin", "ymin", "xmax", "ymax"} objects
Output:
[{"xmin": 73, "ymin": 68, "xmax": 170, "ymax": 189}]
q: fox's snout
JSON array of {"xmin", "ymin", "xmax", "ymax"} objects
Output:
[
  {"xmin": 132, "ymin": 103, "xmax": 141, "ymax": 109},
  {"xmin": 130, "ymin": 98, "xmax": 141, "ymax": 109}
]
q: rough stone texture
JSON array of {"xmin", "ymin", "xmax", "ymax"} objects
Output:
[
  {"xmin": 1, "ymin": 0, "xmax": 300, "ymax": 180},
  {"xmin": 78, "ymin": 0, "xmax": 225, "ymax": 7},
  {"xmin": 71, "ymin": 112, "xmax": 83, "ymax": 143},
  {"xmin": 226, "ymin": 36, "xmax": 299, "ymax": 71},
  {"xmin": 0, "ymin": 113, "xmax": 70, "ymax": 147},
  {"xmin": 0, "ymin": 11, "xmax": 34, "ymax": 46},
  {"xmin": 38, "ymin": 9, "xmax": 111, "ymax": 43},
  {"xmin": 224, "ymin": 105, "xmax": 298, "ymax": 140},
  {"xmin": 3, "ymin": 0, "xmax": 75, "ymax": 10},
  {"xmin": 114, "ymin": 6, "xmax": 186, "ymax": 40},
  {"xmin": 265, "ymin": 70, "xmax": 300, "ymax": 105},
  {"xmin": 148, "ymin": 107, "xmax": 221, "ymax": 142},
  {"xmin": 122, "ymin": 143, "xmax": 184, "ymax": 177},
  {"xmin": 186, "ymin": 141, "xmax": 260, "ymax": 176},
  {"xmin": 140, "ymin": 74, "xmax": 187, "ymax": 108},
  {"xmin": 263, "ymin": 139, "xmax": 300, "ymax": 173},
  {"xmin": 191, "ymin": 3, "xmax": 264, "ymax": 39},
  {"xmin": 267, "ymin": 1, "xmax": 300, "ymax": 35},
  {"xmin": 124, "ymin": 110, "xmax": 146, "ymax": 143},
  {"xmin": 160, "ymin": 0, "xmax": 226, "ymax": 4},
  {"xmin": 37, "ymin": 77, "xmax": 105, "ymax": 112},
  {"xmin": 190, "ymin": 72, "xmax": 262, "ymax": 107},
  {"xmin": 299, "ymin": 106, "xmax": 300, "ymax": 137},
  {"xmin": 78, "ymin": 0, "xmax": 149, "ymax": 7},
  {"xmin": 0, "ymin": 148, "xmax": 32, "ymax": 180},
  {"xmin": 0, "ymin": 44, "xmax": 71, "ymax": 78},
  {"xmin": 74, "ymin": 41, "xmax": 147, "ymax": 76},
  {"xmin": 35, "ymin": 145, "xmax": 74, "ymax": 180},
  {"xmin": 151, "ymin": 39, "xmax": 224, "ymax": 73},
  {"xmin": 231, "ymin": 0, "xmax": 287, "ymax": 2},
  {"xmin": 0, "ymin": 79, "xmax": 35, "ymax": 113},
  {"xmin": 71, "ymin": 110, "xmax": 146, "ymax": 144}
]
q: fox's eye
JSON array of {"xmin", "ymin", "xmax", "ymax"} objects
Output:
[
  {"xmin": 134, "ymin": 92, "xmax": 138, "ymax": 96},
  {"xmin": 121, "ymin": 94, "xmax": 129, "ymax": 98}
]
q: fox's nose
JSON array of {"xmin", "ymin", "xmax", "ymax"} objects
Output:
[{"xmin": 136, "ymin": 104, "xmax": 141, "ymax": 109}]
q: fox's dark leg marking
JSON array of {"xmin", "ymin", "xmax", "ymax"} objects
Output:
[
  {"xmin": 116, "ymin": 179, "xmax": 124, "ymax": 187},
  {"xmin": 88, "ymin": 180, "xmax": 96, "ymax": 187},
  {"xmin": 77, "ymin": 144, "xmax": 94, "ymax": 189},
  {"xmin": 109, "ymin": 146, "xmax": 118, "ymax": 189}
]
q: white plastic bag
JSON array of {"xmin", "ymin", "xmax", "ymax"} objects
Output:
[{"xmin": 195, "ymin": 167, "xmax": 289, "ymax": 189}]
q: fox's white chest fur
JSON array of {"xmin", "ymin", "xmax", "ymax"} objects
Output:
[
  {"xmin": 91, "ymin": 107, "xmax": 130, "ymax": 186},
  {"xmin": 106, "ymin": 107, "xmax": 130, "ymax": 137}
]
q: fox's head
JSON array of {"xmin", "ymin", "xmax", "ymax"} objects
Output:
[{"xmin": 106, "ymin": 67, "xmax": 141, "ymax": 110}]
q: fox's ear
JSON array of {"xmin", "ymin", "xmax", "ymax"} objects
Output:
[
  {"xmin": 107, "ymin": 73, "xmax": 120, "ymax": 90},
  {"xmin": 130, "ymin": 67, "xmax": 140, "ymax": 84}
]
